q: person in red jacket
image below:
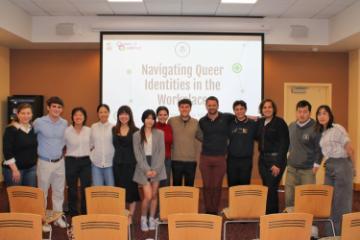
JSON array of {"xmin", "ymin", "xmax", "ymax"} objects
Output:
[{"xmin": 155, "ymin": 106, "xmax": 173, "ymax": 186}]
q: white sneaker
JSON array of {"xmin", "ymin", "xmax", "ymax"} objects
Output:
[
  {"xmin": 311, "ymin": 225, "xmax": 319, "ymax": 238},
  {"xmin": 141, "ymin": 216, "xmax": 149, "ymax": 232},
  {"xmin": 42, "ymin": 223, "xmax": 52, "ymax": 232},
  {"xmin": 54, "ymin": 217, "xmax": 69, "ymax": 228},
  {"xmin": 149, "ymin": 217, "xmax": 156, "ymax": 231}
]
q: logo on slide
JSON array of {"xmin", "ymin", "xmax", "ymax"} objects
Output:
[
  {"xmin": 232, "ymin": 63, "xmax": 243, "ymax": 73},
  {"xmin": 175, "ymin": 42, "xmax": 190, "ymax": 58}
]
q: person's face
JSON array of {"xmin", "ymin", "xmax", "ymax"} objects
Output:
[
  {"xmin": 47, "ymin": 103, "xmax": 63, "ymax": 118},
  {"xmin": 179, "ymin": 104, "xmax": 191, "ymax": 118},
  {"xmin": 17, "ymin": 107, "xmax": 33, "ymax": 124},
  {"xmin": 234, "ymin": 105, "xmax": 247, "ymax": 120},
  {"xmin": 98, "ymin": 107, "xmax": 109, "ymax": 123},
  {"xmin": 73, "ymin": 111, "xmax": 85, "ymax": 126},
  {"xmin": 296, "ymin": 106, "xmax": 311, "ymax": 123},
  {"xmin": 317, "ymin": 108, "xmax": 330, "ymax": 126},
  {"xmin": 119, "ymin": 112, "xmax": 129, "ymax": 125},
  {"xmin": 144, "ymin": 115, "xmax": 155, "ymax": 128},
  {"xmin": 262, "ymin": 101, "xmax": 274, "ymax": 118},
  {"xmin": 157, "ymin": 110, "xmax": 169, "ymax": 124},
  {"xmin": 206, "ymin": 100, "xmax": 219, "ymax": 115}
]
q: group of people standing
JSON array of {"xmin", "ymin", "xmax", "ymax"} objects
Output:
[{"xmin": 2, "ymin": 95, "xmax": 355, "ymax": 236}]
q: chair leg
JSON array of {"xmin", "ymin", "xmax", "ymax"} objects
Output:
[
  {"xmin": 328, "ymin": 219, "xmax": 336, "ymax": 237},
  {"xmin": 223, "ymin": 221, "xmax": 228, "ymax": 240},
  {"xmin": 128, "ymin": 224, "xmax": 132, "ymax": 240},
  {"xmin": 255, "ymin": 222, "xmax": 259, "ymax": 238},
  {"xmin": 155, "ymin": 223, "xmax": 160, "ymax": 240}
]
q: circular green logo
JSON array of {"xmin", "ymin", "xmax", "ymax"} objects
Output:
[{"xmin": 232, "ymin": 63, "xmax": 242, "ymax": 73}]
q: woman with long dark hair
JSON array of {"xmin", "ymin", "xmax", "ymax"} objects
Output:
[
  {"xmin": 256, "ymin": 99, "xmax": 289, "ymax": 214},
  {"xmin": 133, "ymin": 109, "xmax": 166, "ymax": 231},
  {"xmin": 315, "ymin": 105, "xmax": 355, "ymax": 236},
  {"xmin": 64, "ymin": 107, "xmax": 92, "ymax": 216},
  {"xmin": 2, "ymin": 103, "xmax": 37, "ymax": 187},
  {"xmin": 112, "ymin": 105, "xmax": 140, "ymax": 224}
]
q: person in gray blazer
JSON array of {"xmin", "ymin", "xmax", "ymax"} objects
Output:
[{"xmin": 133, "ymin": 109, "xmax": 166, "ymax": 232}]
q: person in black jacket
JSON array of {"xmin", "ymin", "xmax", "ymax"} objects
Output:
[
  {"xmin": 2, "ymin": 103, "xmax": 37, "ymax": 187},
  {"xmin": 112, "ymin": 105, "xmax": 140, "ymax": 224},
  {"xmin": 257, "ymin": 99, "xmax": 289, "ymax": 214},
  {"xmin": 227, "ymin": 100, "xmax": 257, "ymax": 186}
]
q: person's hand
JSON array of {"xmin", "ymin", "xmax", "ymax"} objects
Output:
[
  {"xmin": 12, "ymin": 169, "xmax": 21, "ymax": 183},
  {"xmin": 150, "ymin": 171, "xmax": 157, "ymax": 177},
  {"xmin": 146, "ymin": 171, "xmax": 153, "ymax": 178},
  {"xmin": 312, "ymin": 166, "xmax": 319, "ymax": 174},
  {"xmin": 271, "ymin": 165, "xmax": 280, "ymax": 177}
]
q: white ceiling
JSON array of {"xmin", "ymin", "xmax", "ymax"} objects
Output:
[{"xmin": 8, "ymin": 0, "xmax": 359, "ymax": 18}]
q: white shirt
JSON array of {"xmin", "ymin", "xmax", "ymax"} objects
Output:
[
  {"xmin": 90, "ymin": 121, "xmax": 115, "ymax": 168},
  {"xmin": 64, "ymin": 125, "xmax": 91, "ymax": 157},
  {"xmin": 144, "ymin": 134, "xmax": 152, "ymax": 156},
  {"xmin": 320, "ymin": 124, "xmax": 350, "ymax": 159}
]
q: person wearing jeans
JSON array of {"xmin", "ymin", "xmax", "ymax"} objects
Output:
[
  {"xmin": 2, "ymin": 103, "xmax": 37, "ymax": 187},
  {"xmin": 155, "ymin": 106, "xmax": 173, "ymax": 187},
  {"xmin": 90, "ymin": 104, "xmax": 115, "ymax": 186},
  {"xmin": 168, "ymin": 99, "xmax": 198, "ymax": 187}
]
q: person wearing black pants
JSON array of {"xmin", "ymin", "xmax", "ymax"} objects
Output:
[
  {"xmin": 64, "ymin": 107, "xmax": 92, "ymax": 216},
  {"xmin": 227, "ymin": 100, "xmax": 257, "ymax": 187},
  {"xmin": 256, "ymin": 99, "xmax": 289, "ymax": 214},
  {"xmin": 171, "ymin": 161, "xmax": 197, "ymax": 186}
]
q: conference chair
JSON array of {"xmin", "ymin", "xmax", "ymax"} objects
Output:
[
  {"xmin": 168, "ymin": 213, "xmax": 222, "ymax": 240},
  {"xmin": 260, "ymin": 213, "xmax": 313, "ymax": 240},
  {"xmin": 319, "ymin": 211, "xmax": 360, "ymax": 240},
  {"xmin": 85, "ymin": 186, "xmax": 131, "ymax": 240},
  {"xmin": 294, "ymin": 184, "xmax": 335, "ymax": 237},
  {"xmin": 155, "ymin": 186, "xmax": 200, "ymax": 240},
  {"xmin": 7, "ymin": 186, "xmax": 66, "ymax": 240},
  {"xmin": 222, "ymin": 185, "xmax": 268, "ymax": 240},
  {"xmin": 72, "ymin": 214, "xmax": 128, "ymax": 240},
  {"xmin": 0, "ymin": 212, "xmax": 42, "ymax": 240}
]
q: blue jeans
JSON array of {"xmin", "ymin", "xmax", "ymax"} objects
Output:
[
  {"xmin": 91, "ymin": 164, "xmax": 114, "ymax": 186},
  {"xmin": 3, "ymin": 165, "xmax": 37, "ymax": 187}
]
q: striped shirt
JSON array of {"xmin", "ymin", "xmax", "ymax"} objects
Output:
[{"xmin": 319, "ymin": 124, "xmax": 350, "ymax": 159}]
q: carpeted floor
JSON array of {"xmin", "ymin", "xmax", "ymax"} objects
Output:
[{"xmin": 0, "ymin": 185, "xmax": 359, "ymax": 240}]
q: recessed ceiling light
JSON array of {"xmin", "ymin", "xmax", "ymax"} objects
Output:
[
  {"xmin": 108, "ymin": 0, "xmax": 143, "ymax": 2},
  {"xmin": 221, "ymin": 0, "xmax": 258, "ymax": 3}
]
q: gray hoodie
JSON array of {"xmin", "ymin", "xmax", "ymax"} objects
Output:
[{"xmin": 287, "ymin": 119, "xmax": 322, "ymax": 169}]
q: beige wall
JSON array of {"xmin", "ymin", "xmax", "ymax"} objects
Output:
[
  {"xmin": 0, "ymin": 46, "xmax": 10, "ymax": 182},
  {"xmin": 349, "ymin": 49, "xmax": 360, "ymax": 184}
]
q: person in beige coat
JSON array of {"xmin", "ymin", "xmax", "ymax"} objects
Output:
[{"xmin": 133, "ymin": 109, "xmax": 166, "ymax": 232}]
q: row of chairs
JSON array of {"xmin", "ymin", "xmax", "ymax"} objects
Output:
[
  {"xmin": 1, "ymin": 212, "xmax": 359, "ymax": 240},
  {"xmin": 2, "ymin": 184, "xmax": 356, "ymax": 239}
]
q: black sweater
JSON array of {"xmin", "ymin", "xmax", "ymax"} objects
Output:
[
  {"xmin": 2, "ymin": 126, "xmax": 38, "ymax": 170},
  {"xmin": 256, "ymin": 117, "xmax": 290, "ymax": 168},
  {"xmin": 228, "ymin": 117, "xmax": 258, "ymax": 158},
  {"xmin": 112, "ymin": 127, "xmax": 138, "ymax": 164},
  {"xmin": 198, "ymin": 112, "xmax": 233, "ymax": 156}
]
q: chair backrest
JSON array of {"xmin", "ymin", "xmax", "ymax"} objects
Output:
[
  {"xmin": 341, "ymin": 212, "xmax": 360, "ymax": 240},
  {"xmin": 85, "ymin": 186, "xmax": 126, "ymax": 215},
  {"xmin": 0, "ymin": 213, "xmax": 42, "ymax": 240},
  {"xmin": 294, "ymin": 184, "xmax": 333, "ymax": 218},
  {"xmin": 7, "ymin": 186, "xmax": 46, "ymax": 219},
  {"xmin": 72, "ymin": 214, "xmax": 128, "ymax": 240},
  {"xmin": 260, "ymin": 213, "xmax": 313, "ymax": 240},
  {"xmin": 159, "ymin": 186, "xmax": 199, "ymax": 221},
  {"xmin": 168, "ymin": 213, "xmax": 222, "ymax": 240},
  {"xmin": 227, "ymin": 185, "xmax": 268, "ymax": 219}
]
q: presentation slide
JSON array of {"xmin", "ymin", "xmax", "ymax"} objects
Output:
[{"xmin": 101, "ymin": 33, "xmax": 263, "ymax": 125}]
